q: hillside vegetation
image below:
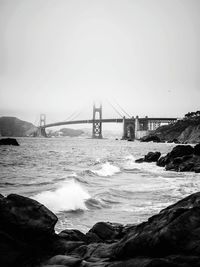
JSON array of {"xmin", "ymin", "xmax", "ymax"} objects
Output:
[{"xmin": 151, "ymin": 112, "xmax": 200, "ymax": 143}]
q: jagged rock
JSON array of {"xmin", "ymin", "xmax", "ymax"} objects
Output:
[
  {"xmin": 156, "ymin": 145, "xmax": 200, "ymax": 173},
  {"xmin": 135, "ymin": 152, "xmax": 161, "ymax": 163},
  {"xmin": 140, "ymin": 135, "xmax": 161, "ymax": 143},
  {"xmin": 144, "ymin": 152, "xmax": 161, "ymax": 162},
  {"xmin": 157, "ymin": 155, "xmax": 170, "ymax": 167},
  {"xmin": 0, "ymin": 138, "xmax": 19, "ymax": 146}
]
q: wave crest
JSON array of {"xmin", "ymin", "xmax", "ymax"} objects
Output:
[
  {"xmin": 33, "ymin": 179, "xmax": 91, "ymax": 213},
  {"xmin": 92, "ymin": 162, "xmax": 120, "ymax": 177}
]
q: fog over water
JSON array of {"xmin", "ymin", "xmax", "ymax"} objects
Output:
[{"xmin": 0, "ymin": 0, "xmax": 200, "ymax": 124}]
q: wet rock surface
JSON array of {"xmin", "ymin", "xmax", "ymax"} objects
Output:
[
  {"xmin": 0, "ymin": 138, "xmax": 19, "ymax": 146},
  {"xmin": 136, "ymin": 144, "xmax": 200, "ymax": 173},
  {"xmin": 135, "ymin": 151, "xmax": 161, "ymax": 163},
  {"xmin": 2, "ymin": 192, "xmax": 200, "ymax": 266},
  {"xmin": 140, "ymin": 135, "xmax": 161, "ymax": 143}
]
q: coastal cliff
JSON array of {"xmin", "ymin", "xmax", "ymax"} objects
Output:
[{"xmin": 145, "ymin": 115, "xmax": 200, "ymax": 144}]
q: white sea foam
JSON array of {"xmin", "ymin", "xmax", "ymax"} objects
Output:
[
  {"xmin": 124, "ymin": 154, "xmax": 165, "ymax": 174},
  {"xmin": 33, "ymin": 179, "xmax": 90, "ymax": 213},
  {"xmin": 92, "ymin": 162, "xmax": 120, "ymax": 177}
]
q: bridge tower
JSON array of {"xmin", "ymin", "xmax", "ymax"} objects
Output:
[
  {"xmin": 92, "ymin": 103, "xmax": 103, "ymax": 139},
  {"xmin": 40, "ymin": 114, "xmax": 46, "ymax": 127},
  {"xmin": 38, "ymin": 114, "xmax": 47, "ymax": 137}
]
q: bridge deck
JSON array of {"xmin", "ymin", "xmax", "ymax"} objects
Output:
[{"xmin": 43, "ymin": 118, "xmax": 177, "ymax": 128}]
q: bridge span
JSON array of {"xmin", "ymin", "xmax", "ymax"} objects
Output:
[{"xmin": 38, "ymin": 105, "xmax": 177, "ymax": 140}]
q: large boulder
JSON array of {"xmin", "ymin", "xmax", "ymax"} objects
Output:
[
  {"xmin": 0, "ymin": 194, "xmax": 57, "ymax": 242},
  {"xmin": 167, "ymin": 145, "xmax": 194, "ymax": 158},
  {"xmin": 86, "ymin": 222, "xmax": 124, "ymax": 242},
  {"xmin": 113, "ymin": 192, "xmax": 200, "ymax": 259},
  {"xmin": 0, "ymin": 138, "xmax": 19, "ymax": 146}
]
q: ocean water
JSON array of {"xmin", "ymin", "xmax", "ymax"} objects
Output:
[{"xmin": 1, "ymin": 137, "xmax": 200, "ymax": 233}]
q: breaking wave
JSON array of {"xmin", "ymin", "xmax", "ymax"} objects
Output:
[
  {"xmin": 92, "ymin": 162, "xmax": 120, "ymax": 177},
  {"xmin": 33, "ymin": 179, "xmax": 91, "ymax": 213}
]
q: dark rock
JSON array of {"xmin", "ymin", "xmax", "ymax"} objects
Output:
[
  {"xmin": 85, "ymin": 231, "xmax": 102, "ymax": 243},
  {"xmin": 140, "ymin": 135, "xmax": 161, "ymax": 143},
  {"xmin": 108, "ymin": 258, "xmax": 180, "ymax": 267},
  {"xmin": 113, "ymin": 192, "xmax": 200, "ymax": 260},
  {"xmin": 51, "ymin": 236, "xmax": 85, "ymax": 255},
  {"xmin": 135, "ymin": 158, "xmax": 145, "ymax": 163},
  {"xmin": 165, "ymin": 155, "xmax": 200, "ymax": 172},
  {"xmin": 195, "ymin": 167, "xmax": 200, "ymax": 173},
  {"xmin": 45, "ymin": 255, "xmax": 82, "ymax": 266},
  {"xmin": 87, "ymin": 222, "xmax": 123, "ymax": 242},
  {"xmin": 168, "ymin": 145, "xmax": 194, "ymax": 158},
  {"xmin": 157, "ymin": 155, "xmax": 170, "ymax": 167},
  {"xmin": 3, "ymin": 192, "xmax": 200, "ymax": 266},
  {"xmin": 136, "ymin": 152, "xmax": 161, "ymax": 163},
  {"xmin": 0, "ymin": 138, "xmax": 19, "ymax": 146},
  {"xmin": 58, "ymin": 229, "xmax": 87, "ymax": 243},
  {"xmin": 0, "ymin": 194, "xmax": 57, "ymax": 242},
  {"xmin": 156, "ymin": 145, "xmax": 199, "ymax": 172},
  {"xmin": 144, "ymin": 152, "xmax": 161, "ymax": 162},
  {"xmin": 0, "ymin": 231, "xmax": 27, "ymax": 267},
  {"xmin": 194, "ymin": 143, "xmax": 200, "ymax": 156},
  {"xmin": 167, "ymin": 139, "xmax": 180, "ymax": 144}
]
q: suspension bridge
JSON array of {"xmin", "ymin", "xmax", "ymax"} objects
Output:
[{"xmin": 37, "ymin": 103, "xmax": 177, "ymax": 140}]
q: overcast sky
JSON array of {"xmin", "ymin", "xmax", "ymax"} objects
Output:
[{"xmin": 0, "ymin": 0, "xmax": 200, "ymax": 125}]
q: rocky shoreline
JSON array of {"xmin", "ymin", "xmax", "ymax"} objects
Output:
[
  {"xmin": 136, "ymin": 143, "xmax": 200, "ymax": 173},
  {"xmin": 1, "ymin": 191, "xmax": 200, "ymax": 267}
]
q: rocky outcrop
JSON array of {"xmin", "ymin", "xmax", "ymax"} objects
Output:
[
  {"xmin": 2, "ymin": 192, "xmax": 200, "ymax": 266},
  {"xmin": 135, "ymin": 151, "xmax": 161, "ymax": 163},
  {"xmin": 143, "ymin": 116, "xmax": 200, "ymax": 144},
  {"xmin": 135, "ymin": 144, "xmax": 200, "ymax": 173},
  {"xmin": 0, "ymin": 138, "xmax": 19, "ymax": 146},
  {"xmin": 140, "ymin": 135, "xmax": 161, "ymax": 143},
  {"xmin": 0, "ymin": 117, "xmax": 37, "ymax": 137}
]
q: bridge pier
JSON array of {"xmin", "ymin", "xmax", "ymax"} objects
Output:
[
  {"xmin": 122, "ymin": 117, "xmax": 135, "ymax": 140},
  {"xmin": 92, "ymin": 104, "xmax": 103, "ymax": 139},
  {"xmin": 37, "ymin": 127, "xmax": 47, "ymax": 137}
]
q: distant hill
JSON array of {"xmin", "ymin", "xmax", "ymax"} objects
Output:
[
  {"xmin": 0, "ymin": 117, "xmax": 37, "ymax": 137},
  {"xmin": 46, "ymin": 128, "xmax": 84, "ymax": 137},
  {"xmin": 59, "ymin": 128, "xmax": 84, "ymax": 137},
  {"xmin": 147, "ymin": 114, "xmax": 200, "ymax": 144}
]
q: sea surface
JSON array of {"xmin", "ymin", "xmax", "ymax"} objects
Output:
[{"xmin": 1, "ymin": 137, "xmax": 200, "ymax": 233}]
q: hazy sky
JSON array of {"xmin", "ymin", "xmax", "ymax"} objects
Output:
[{"xmin": 0, "ymin": 0, "xmax": 200, "ymax": 125}]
